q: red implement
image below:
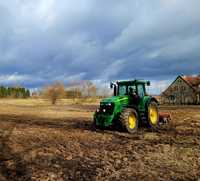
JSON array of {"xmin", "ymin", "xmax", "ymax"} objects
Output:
[{"xmin": 159, "ymin": 112, "xmax": 171, "ymax": 124}]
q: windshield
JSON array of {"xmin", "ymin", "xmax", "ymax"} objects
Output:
[{"xmin": 118, "ymin": 85, "xmax": 136, "ymax": 96}]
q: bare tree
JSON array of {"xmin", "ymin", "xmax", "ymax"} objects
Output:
[
  {"xmin": 43, "ymin": 82, "xmax": 65, "ymax": 105},
  {"xmin": 98, "ymin": 87, "xmax": 111, "ymax": 98},
  {"xmin": 83, "ymin": 81, "xmax": 97, "ymax": 97},
  {"xmin": 88, "ymin": 84, "xmax": 96, "ymax": 97},
  {"xmin": 66, "ymin": 81, "xmax": 83, "ymax": 102}
]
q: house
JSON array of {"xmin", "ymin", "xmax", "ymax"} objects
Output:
[{"xmin": 161, "ymin": 75, "xmax": 200, "ymax": 105}]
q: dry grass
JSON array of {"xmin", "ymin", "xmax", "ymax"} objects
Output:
[
  {"xmin": 0, "ymin": 98, "xmax": 99, "ymax": 119},
  {"xmin": 0, "ymin": 98, "xmax": 100, "ymax": 106}
]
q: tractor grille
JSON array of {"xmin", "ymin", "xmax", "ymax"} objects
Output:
[{"xmin": 100, "ymin": 103, "xmax": 114, "ymax": 115}]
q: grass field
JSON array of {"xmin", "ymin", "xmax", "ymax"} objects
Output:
[{"xmin": 0, "ymin": 99, "xmax": 200, "ymax": 180}]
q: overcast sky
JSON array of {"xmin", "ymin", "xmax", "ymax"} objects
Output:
[{"xmin": 0, "ymin": 0, "xmax": 200, "ymax": 94}]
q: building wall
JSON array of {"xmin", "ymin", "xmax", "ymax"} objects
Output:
[
  {"xmin": 197, "ymin": 93, "xmax": 200, "ymax": 104},
  {"xmin": 161, "ymin": 77, "xmax": 197, "ymax": 104}
]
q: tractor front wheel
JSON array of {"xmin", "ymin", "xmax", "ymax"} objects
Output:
[
  {"xmin": 148, "ymin": 101, "xmax": 159, "ymax": 129},
  {"xmin": 119, "ymin": 108, "xmax": 138, "ymax": 134},
  {"xmin": 92, "ymin": 118, "xmax": 103, "ymax": 131}
]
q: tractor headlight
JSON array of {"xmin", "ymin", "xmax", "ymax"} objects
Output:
[
  {"xmin": 96, "ymin": 108, "xmax": 100, "ymax": 113},
  {"xmin": 99, "ymin": 103, "xmax": 115, "ymax": 115}
]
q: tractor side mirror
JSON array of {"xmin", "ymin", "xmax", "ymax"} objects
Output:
[
  {"xmin": 147, "ymin": 81, "xmax": 150, "ymax": 86},
  {"xmin": 110, "ymin": 83, "xmax": 113, "ymax": 89},
  {"xmin": 110, "ymin": 82, "xmax": 118, "ymax": 96}
]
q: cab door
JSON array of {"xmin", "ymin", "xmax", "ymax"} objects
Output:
[
  {"xmin": 137, "ymin": 84, "xmax": 146, "ymax": 111},
  {"xmin": 137, "ymin": 84, "xmax": 145, "ymax": 97}
]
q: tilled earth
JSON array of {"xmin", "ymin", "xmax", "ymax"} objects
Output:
[{"xmin": 0, "ymin": 105, "xmax": 200, "ymax": 181}]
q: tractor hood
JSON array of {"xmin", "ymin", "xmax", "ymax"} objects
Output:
[{"xmin": 100, "ymin": 96, "xmax": 129, "ymax": 105}]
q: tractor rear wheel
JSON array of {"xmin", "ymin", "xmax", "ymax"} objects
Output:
[
  {"xmin": 148, "ymin": 101, "xmax": 159, "ymax": 129},
  {"xmin": 119, "ymin": 108, "xmax": 138, "ymax": 133}
]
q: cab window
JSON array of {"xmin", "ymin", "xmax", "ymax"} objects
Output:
[
  {"xmin": 118, "ymin": 85, "xmax": 127, "ymax": 95},
  {"xmin": 137, "ymin": 84, "xmax": 145, "ymax": 97}
]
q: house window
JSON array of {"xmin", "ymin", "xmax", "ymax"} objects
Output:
[
  {"xmin": 182, "ymin": 86, "xmax": 186, "ymax": 91},
  {"xmin": 169, "ymin": 95, "xmax": 175, "ymax": 101},
  {"xmin": 174, "ymin": 86, "xmax": 178, "ymax": 91}
]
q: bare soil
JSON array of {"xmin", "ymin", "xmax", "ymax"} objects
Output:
[{"xmin": 0, "ymin": 101, "xmax": 200, "ymax": 181}]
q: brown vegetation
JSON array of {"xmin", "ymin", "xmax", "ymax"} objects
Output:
[{"xmin": 43, "ymin": 82, "xmax": 65, "ymax": 105}]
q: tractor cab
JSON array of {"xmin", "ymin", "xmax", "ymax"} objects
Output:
[
  {"xmin": 111, "ymin": 80, "xmax": 150, "ymax": 97},
  {"xmin": 110, "ymin": 80, "xmax": 150, "ymax": 105}
]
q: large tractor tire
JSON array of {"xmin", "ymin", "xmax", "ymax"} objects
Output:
[
  {"xmin": 148, "ymin": 101, "xmax": 159, "ymax": 129},
  {"xmin": 92, "ymin": 119, "xmax": 103, "ymax": 131},
  {"xmin": 92, "ymin": 120, "xmax": 98, "ymax": 131},
  {"xmin": 119, "ymin": 108, "xmax": 138, "ymax": 133}
]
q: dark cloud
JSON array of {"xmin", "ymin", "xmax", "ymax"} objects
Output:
[{"xmin": 0, "ymin": 0, "xmax": 200, "ymax": 94}]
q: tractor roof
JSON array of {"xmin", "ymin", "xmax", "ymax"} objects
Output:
[{"xmin": 113, "ymin": 80, "xmax": 150, "ymax": 86}]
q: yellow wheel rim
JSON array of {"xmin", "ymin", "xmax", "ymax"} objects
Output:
[
  {"xmin": 128, "ymin": 113, "xmax": 136, "ymax": 129},
  {"xmin": 149, "ymin": 106, "xmax": 158, "ymax": 125}
]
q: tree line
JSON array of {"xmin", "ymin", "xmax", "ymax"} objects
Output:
[
  {"xmin": 43, "ymin": 81, "xmax": 106, "ymax": 104},
  {"xmin": 0, "ymin": 86, "xmax": 30, "ymax": 98}
]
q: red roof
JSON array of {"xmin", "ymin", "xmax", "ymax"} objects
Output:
[{"xmin": 182, "ymin": 75, "xmax": 200, "ymax": 91}]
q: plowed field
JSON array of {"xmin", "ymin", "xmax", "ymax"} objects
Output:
[{"xmin": 0, "ymin": 99, "xmax": 200, "ymax": 181}]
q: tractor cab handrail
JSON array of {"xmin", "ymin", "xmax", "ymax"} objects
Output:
[{"xmin": 111, "ymin": 80, "xmax": 150, "ymax": 86}]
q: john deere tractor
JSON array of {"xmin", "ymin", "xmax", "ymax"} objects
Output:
[{"xmin": 93, "ymin": 80, "xmax": 162, "ymax": 133}]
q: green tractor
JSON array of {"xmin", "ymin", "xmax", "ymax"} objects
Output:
[{"xmin": 93, "ymin": 80, "xmax": 167, "ymax": 133}]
